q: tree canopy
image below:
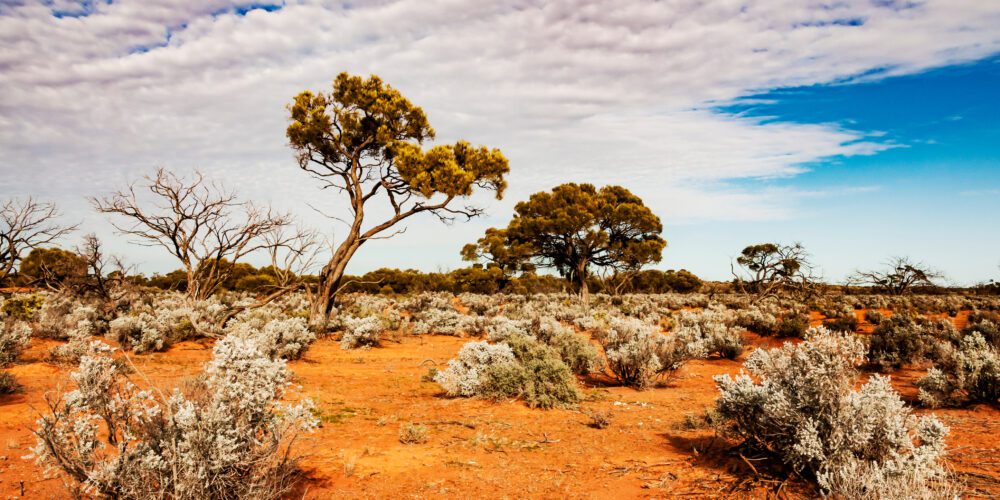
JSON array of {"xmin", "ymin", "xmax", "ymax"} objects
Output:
[
  {"xmin": 466, "ymin": 183, "xmax": 666, "ymax": 295},
  {"xmin": 287, "ymin": 72, "xmax": 510, "ymax": 323}
]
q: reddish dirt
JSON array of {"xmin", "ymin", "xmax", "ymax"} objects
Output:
[{"xmin": 2, "ymin": 314, "xmax": 998, "ymax": 498}]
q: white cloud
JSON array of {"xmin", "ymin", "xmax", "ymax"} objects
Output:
[{"xmin": 0, "ymin": 0, "xmax": 997, "ymax": 273}]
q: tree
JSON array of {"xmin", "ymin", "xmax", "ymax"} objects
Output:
[
  {"xmin": 472, "ymin": 183, "xmax": 665, "ymax": 299},
  {"xmin": 1, "ymin": 197, "xmax": 77, "ymax": 285},
  {"xmin": 732, "ymin": 242, "xmax": 819, "ymax": 299},
  {"xmin": 93, "ymin": 168, "xmax": 290, "ymax": 301},
  {"xmin": 19, "ymin": 247, "xmax": 88, "ymax": 289},
  {"xmin": 850, "ymin": 257, "xmax": 942, "ymax": 295},
  {"xmin": 460, "ymin": 227, "xmax": 533, "ymax": 289},
  {"xmin": 287, "ymin": 72, "xmax": 509, "ymax": 323}
]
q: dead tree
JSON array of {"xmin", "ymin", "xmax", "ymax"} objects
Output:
[
  {"xmin": 850, "ymin": 257, "xmax": 942, "ymax": 295},
  {"xmin": 75, "ymin": 234, "xmax": 136, "ymax": 307},
  {"xmin": 215, "ymin": 224, "xmax": 323, "ymax": 329},
  {"xmin": 732, "ymin": 242, "xmax": 820, "ymax": 300},
  {"xmin": 92, "ymin": 168, "xmax": 290, "ymax": 301},
  {"xmin": 0, "ymin": 197, "xmax": 77, "ymax": 285}
]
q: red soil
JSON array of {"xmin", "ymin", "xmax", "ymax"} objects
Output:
[{"xmin": 1, "ymin": 314, "xmax": 998, "ymax": 498}]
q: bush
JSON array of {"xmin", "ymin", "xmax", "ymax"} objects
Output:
[
  {"xmin": 713, "ymin": 327, "xmax": 951, "ymax": 495},
  {"xmin": 867, "ymin": 314, "xmax": 936, "ymax": 370},
  {"xmin": 776, "ymin": 313, "xmax": 810, "ymax": 338},
  {"xmin": 108, "ymin": 313, "xmax": 167, "ymax": 353},
  {"xmin": 917, "ymin": 332, "xmax": 1000, "ymax": 407},
  {"xmin": 399, "ymin": 422, "xmax": 429, "ymax": 444},
  {"xmin": 0, "ymin": 321, "xmax": 31, "ymax": 365},
  {"xmin": 49, "ymin": 320, "xmax": 98, "ymax": 364},
  {"xmin": 228, "ymin": 316, "xmax": 316, "ymax": 360},
  {"xmin": 1, "ymin": 294, "xmax": 44, "ymax": 321},
  {"xmin": 435, "ymin": 341, "xmax": 516, "ymax": 397},
  {"xmin": 0, "ymin": 371, "xmax": 17, "ymax": 394},
  {"xmin": 31, "ymin": 336, "xmax": 318, "ymax": 499},
  {"xmin": 495, "ymin": 334, "xmax": 580, "ymax": 408},
  {"xmin": 603, "ymin": 318, "xmax": 670, "ymax": 389},
  {"xmin": 436, "ymin": 336, "xmax": 580, "ymax": 409},
  {"xmin": 339, "ymin": 316, "xmax": 384, "ymax": 350},
  {"xmin": 547, "ymin": 329, "xmax": 602, "ymax": 375}
]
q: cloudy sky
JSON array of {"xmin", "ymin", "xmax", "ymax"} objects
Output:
[{"xmin": 1, "ymin": 0, "xmax": 998, "ymax": 284}]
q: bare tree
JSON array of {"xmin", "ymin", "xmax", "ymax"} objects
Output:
[
  {"xmin": 732, "ymin": 242, "xmax": 821, "ymax": 300},
  {"xmin": 92, "ymin": 168, "xmax": 290, "ymax": 300},
  {"xmin": 850, "ymin": 257, "xmax": 942, "ymax": 295},
  {"xmin": 75, "ymin": 234, "xmax": 136, "ymax": 306},
  {"xmin": 215, "ymin": 224, "xmax": 324, "ymax": 329},
  {"xmin": 0, "ymin": 197, "xmax": 77, "ymax": 285}
]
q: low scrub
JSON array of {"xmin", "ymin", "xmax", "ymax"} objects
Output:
[
  {"xmin": 435, "ymin": 335, "xmax": 580, "ymax": 409},
  {"xmin": 918, "ymin": 332, "xmax": 1000, "ymax": 407},
  {"xmin": 714, "ymin": 327, "xmax": 952, "ymax": 496},
  {"xmin": 31, "ymin": 337, "xmax": 318, "ymax": 499}
]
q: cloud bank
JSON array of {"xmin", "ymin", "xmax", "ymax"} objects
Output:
[{"xmin": 1, "ymin": 0, "xmax": 997, "ymax": 273}]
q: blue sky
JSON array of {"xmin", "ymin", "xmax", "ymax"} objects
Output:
[
  {"xmin": 666, "ymin": 57, "xmax": 1000, "ymax": 284},
  {"xmin": 1, "ymin": 1, "xmax": 998, "ymax": 285}
]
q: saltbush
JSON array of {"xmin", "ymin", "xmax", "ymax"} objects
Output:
[
  {"xmin": 714, "ymin": 327, "xmax": 951, "ymax": 496},
  {"xmin": 31, "ymin": 336, "xmax": 318, "ymax": 499},
  {"xmin": 917, "ymin": 332, "xmax": 1000, "ymax": 407}
]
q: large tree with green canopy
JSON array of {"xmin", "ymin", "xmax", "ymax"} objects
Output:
[
  {"xmin": 287, "ymin": 72, "xmax": 510, "ymax": 323},
  {"xmin": 466, "ymin": 183, "xmax": 666, "ymax": 298}
]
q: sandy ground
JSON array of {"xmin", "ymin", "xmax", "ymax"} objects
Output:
[{"xmin": 1, "ymin": 311, "xmax": 997, "ymax": 499}]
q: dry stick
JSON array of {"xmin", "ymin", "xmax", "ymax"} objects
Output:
[{"xmin": 422, "ymin": 420, "xmax": 476, "ymax": 429}]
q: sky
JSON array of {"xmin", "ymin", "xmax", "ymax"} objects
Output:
[{"xmin": 0, "ymin": 0, "xmax": 998, "ymax": 285}]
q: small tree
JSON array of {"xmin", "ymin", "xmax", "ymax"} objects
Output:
[
  {"xmin": 1, "ymin": 197, "xmax": 77, "ymax": 285},
  {"xmin": 732, "ymin": 242, "xmax": 819, "ymax": 299},
  {"xmin": 460, "ymin": 227, "xmax": 533, "ymax": 289},
  {"xmin": 850, "ymin": 257, "xmax": 942, "ymax": 295},
  {"xmin": 469, "ymin": 183, "xmax": 665, "ymax": 300},
  {"xmin": 93, "ymin": 168, "xmax": 290, "ymax": 301},
  {"xmin": 18, "ymin": 247, "xmax": 88, "ymax": 289},
  {"xmin": 287, "ymin": 72, "xmax": 510, "ymax": 324}
]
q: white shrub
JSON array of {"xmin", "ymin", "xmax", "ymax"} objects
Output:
[
  {"xmin": 603, "ymin": 318, "xmax": 667, "ymax": 389},
  {"xmin": 0, "ymin": 321, "xmax": 31, "ymax": 365},
  {"xmin": 714, "ymin": 327, "xmax": 952, "ymax": 495},
  {"xmin": 108, "ymin": 313, "xmax": 167, "ymax": 353},
  {"xmin": 340, "ymin": 316, "xmax": 383, "ymax": 350},
  {"xmin": 918, "ymin": 332, "xmax": 1000, "ymax": 407},
  {"xmin": 31, "ymin": 336, "xmax": 317, "ymax": 499},
  {"xmin": 434, "ymin": 341, "xmax": 516, "ymax": 397},
  {"xmin": 228, "ymin": 316, "xmax": 316, "ymax": 360}
]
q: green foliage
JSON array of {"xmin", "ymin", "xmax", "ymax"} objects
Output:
[
  {"xmin": 470, "ymin": 183, "xmax": 665, "ymax": 292},
  {"xmin": 2, "ymin": 294, "xmax": 44, "ymax": 321},
  {"xmin": 776, "ymin": 313, "xmax": 810, "ymax": 338},
  {"xmin": 19, "ymin": 247, "xmax": 87, "ymax": 287},
  {"xmin": 476, "ymin": 334, "xmax": 581, "ymax": 409}
]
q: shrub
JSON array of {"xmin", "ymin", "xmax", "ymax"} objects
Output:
[
  {"xmin": 436, "ymin": 336, "xmax": 580, "ymax": 409},
  {"xmin": 1, "ymin": 294, "xmax": 44, "ymax": 321},
  {"xmin": 398, "ymin": 422, "xmax": 429, "ymax": 444},
  {"xmin": 31, "ymin": 336, "xmax": 318, "ymax": 499},
  {"xmin": 0, "ymin": 371, "xmax": 17, "ymax": 394},
  {"xmin": 735, "ymin": 308, "xmax": 777, "ymax": 335},
  {"xmin": 673, "ymin": 310, "xmax": 745, "ymax": 360},
  {"xmin": 603, "ymin": 318, "xmax": 669, "ymax": 389},
  {"xmin": 49, "ymin": 320, "xmax": 98, "ymax": 364},
  {"xmin": 713, "ymin": 327, "xmax": 951, "ymax": 495},
  {"xmin": 864, "ymin": 310, "xmax": 885, "ymax": 325},
  {"xmin": 434, "ymin": 341, "xmax": 516, "ymax": 397},
  {"xmin": 776, "ymin": 313, "xmax": 810, "ymax": 338},
  {"xmin": 108, "ymin": 313, "xmax": 167, "ymax": 353},
  {"xmin": 494, "ymin": 334, "xmax": 580, "ymax": 408},
  {"xmin": 867, "ymin": 314, "xmax": 936, "ymax": 370},
  {"xmin": 917, "ymin": 332, "xmax": 1000, "ymax": 407},
  {"xmin": 228, "ymin": 316, "xmax": 316, "ymax": 360},
  {"xmin": 0, "ymin": 321, "xmax": 31, "ymax": 365},
  {"xmin": 339, "ymin": 316, "xmax": 384, "ymax": 350},
  {"xmin": 823, "ymin": 314, "xmax": 859, "ymax": 333},
  {"xmin": 547, "ymin": 329, "xmax": 602, "ymax": 375}
]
